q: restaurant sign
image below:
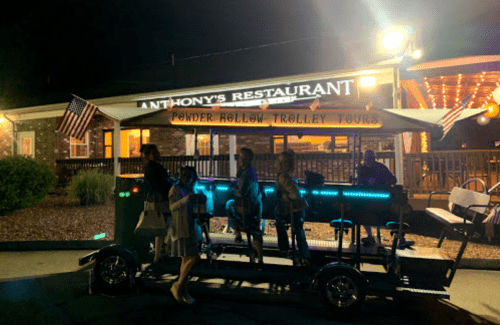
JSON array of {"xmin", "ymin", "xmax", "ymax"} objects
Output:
[
  {"xmin": 138, "ymin": 78, "xmax": 356, "ymax": 109},
  {"xmin": 166, "ymin": 109, "xmax": 381, "ymax": 129}
]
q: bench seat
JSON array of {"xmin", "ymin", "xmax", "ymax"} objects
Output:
[
  {"xmin": 425, "ymin": 187, "xmax": 490, "ymax": 229},
  {"xmin": 425, "ymin": 208, "xmax": 474, "ymax": 228}
]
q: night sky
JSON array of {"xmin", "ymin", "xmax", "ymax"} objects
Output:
[{"xmin": 1, "ymin": 0, "xmax": 499, "ymax": 109}]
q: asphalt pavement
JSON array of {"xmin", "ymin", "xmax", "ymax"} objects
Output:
[{"xmin": 0, "ymin": 250, "xmax": 499, "ymax": 325}]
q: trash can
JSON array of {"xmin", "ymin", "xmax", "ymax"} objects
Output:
[{"xmin": 114, "ymin": 174, "xmax": 151, "ymax": 260}]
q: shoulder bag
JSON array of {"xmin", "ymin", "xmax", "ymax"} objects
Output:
[{"xmin": 134, "ymin": 193, "xmax": 167, "ymax": 237}]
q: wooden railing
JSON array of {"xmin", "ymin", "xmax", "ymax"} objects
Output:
[
  {"xmin": 56, "ymin": 150, "xmax": 500, "ymax": 198},
  {"xmin": 56, "ymin": 153, "xmax": 395, "ymax": 184},
  {"xmin": 404, "ymin": 150, "xmax": 500, "ymax": 197}
]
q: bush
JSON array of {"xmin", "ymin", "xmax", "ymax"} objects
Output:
[
  {"xmin": 0, "ymin": 156, "xmax": 56, "ymax": 215},
  {"xmin": 67, "ymin": 169, "xmax": 114, "ymax": 205}
]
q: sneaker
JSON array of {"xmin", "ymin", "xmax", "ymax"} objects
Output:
[
  {"xmin": 361, "ymin": 236, "xmax": 376, "ymax": 246},
  {"xmin": 398, "ymin": 237, "xmax": 415, "ymax": 249}
]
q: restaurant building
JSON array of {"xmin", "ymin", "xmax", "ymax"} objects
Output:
[{"xmin": 1, "ymin": 55, "xmax": 498, "ymax": 189}]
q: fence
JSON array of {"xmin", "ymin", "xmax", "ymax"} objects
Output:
[
  {"xmin": 56, "ymin": 152, "xmax": 395, "ymax": 184},
  {"xmin": 404, "ymin": 150, "xmax": 500, "ymax": 197},
  {"xmin": 56, "ymin": 150, "xmax": 500, "ymax": 197}
]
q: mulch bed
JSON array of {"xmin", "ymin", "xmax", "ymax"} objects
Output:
[{"xmin": 1, "ymin": 195, "xmax": 499, "ymax": 260}]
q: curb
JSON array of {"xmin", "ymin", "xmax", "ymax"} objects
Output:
[
  {"xmin": 0, "ymin": 240, "xmax": 113, "ymax": 251},
  {"xmin": 458, "ymin": 258, "xmax": 500, "ymax": 270}
]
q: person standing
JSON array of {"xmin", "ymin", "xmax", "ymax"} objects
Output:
[
  {"xmin": 168, "ymin": 166, "xmax": 203, "ymax": 304},
  {"xmin": 141, "ymin": 144, "xmax": 171, "ymax": 263},
  {"xmin": 275, "ymin": 149, "xmax": 311, "ymax": 266},
  {"xmin": 358, "ymin": 150, "xmax": 397, "ymax": 245},
  {"xmin": 225, "ymin": 148, "xmax": 263, "ymax": 263}
]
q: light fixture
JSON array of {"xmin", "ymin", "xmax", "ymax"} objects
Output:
[
  {"xmin": 412, "ymin": 49, "xmax": 423, "ymax": 60},
  {"xmin": 477, "ymin": 115, "xmax": 491, "ymax": 126},
  {"xmin": 360, "ymin": 76, "xmax": 376, "ymax": 88},
  {"xmin": 382, "ymin": 31, "xmax": 405, "ymax": 50}
]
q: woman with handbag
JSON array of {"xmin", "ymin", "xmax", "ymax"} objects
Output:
[
  {"xmin": 141, "ymin": 144, "xmax": 172, "ymax": 263},
  {"xmin": 168, "ymin": 166, "xmax": 203, "ymax": 304},
  {"xmin": 275, "ymin": 149, "xmax": 311, "ymax": 267}
]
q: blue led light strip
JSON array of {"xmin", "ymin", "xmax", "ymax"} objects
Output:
[{"xmin": 343, "ymin": 191, "xmax": 390, "ymax": 199}]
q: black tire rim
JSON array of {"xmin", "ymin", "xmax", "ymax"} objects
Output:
[
  {"xmin": 325, "ymin": 275, "xmax": 359, "ymax": 308},
  {"xmin": 99, "ymin": 255, "xmax": 129, "ymax": 285}
]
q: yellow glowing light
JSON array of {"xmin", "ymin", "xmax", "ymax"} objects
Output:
[
  {"xmin": 382, "ymin": 31, "xmax": 405, "ymax": 50},
  {"xmin": 420, "ymin": 132, "xmax": 428, "ymax": 153},
  {"xmin": 360, "ymin": 76, "xmax": 376, "ymax": 88},
  {"xmin": 484, "ymin": 102, "xmax": 500, "ymax": 118},
  {"xmin": 412, "ymin": 49, "xmax": 423, "ymax": 60}
]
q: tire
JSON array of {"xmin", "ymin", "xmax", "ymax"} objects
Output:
[
  {"xmin": 94, "ymin": 250, "xmax": 138, "ymax": 294},
  {"xmin": 320, "ymin": 267, "xmax": 367, "ymax": 313}
]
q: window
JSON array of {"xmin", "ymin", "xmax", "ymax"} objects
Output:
[
  {"xmin": 70, "ymin": 133, "xmax": 89, "ymax": 158},
  {"xmin": 185, "ymin": 134, "xmax": 219, "ymax": 155},
  {"xmin": 197, "ymin": 134, "xmax": 210, "ymax": 156},
  {"xmin": 118, "ymin": 129, "xmax": 150, "ymax": 158},
  {"xmin": 17, "ymin": 131, "xmax": 35, "ymax": 158},
  {"xmin": 273, "ymin": 135, "xmax": 337, "ymax": 153},
  {"xmin": 104, "ymin": 131, "xmax": 113, "ymax": 158}
]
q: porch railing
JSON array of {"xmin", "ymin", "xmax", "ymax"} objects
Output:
[
  {"xmin": 56, "ymin": 150, "xmax": 500, "ymax": 198},
  {"xmin": 404, "ymin": 150, "xmax": 500, "ymax": 197},
  {"xmin": 56, "ymin": 152, "xmax": 395, "ymax": 184}
]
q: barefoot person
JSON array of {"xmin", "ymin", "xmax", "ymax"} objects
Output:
[{"xmin": 168, "ymin": 166, "xmax": 204, "ymax": 304}]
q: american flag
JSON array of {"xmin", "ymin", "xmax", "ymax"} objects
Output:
[
  {"xmin": 402, "ymin": 132, "xmax": 413, "ymax": 153},
  {"xmin": 310, "ymin": 97, "xmax": 320, "ymax": 111},
  {"xmin": 440, "ymin": 94, "xmax": 471, "ymax": 140},
  {"xmin": 56, "ymin": 96, "xmax": 98, "ymax": 140}
]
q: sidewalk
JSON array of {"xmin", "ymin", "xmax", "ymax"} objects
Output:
[{"xmin": 0, "ymin": 250, "xmax": 94, "ymax": 281}]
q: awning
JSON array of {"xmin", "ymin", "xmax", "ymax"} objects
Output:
[{"xmin": 100, "ymin": 105, "xmax": 486, "ymax": 136}]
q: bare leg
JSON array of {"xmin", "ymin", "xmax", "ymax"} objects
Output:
[
  {"xmin": 176, "ymin": 256, "xmax": 200, "ymax": 303},
  {"xmin": 154, "ymin": 236, "xmax": 163, "ymax": 262}
]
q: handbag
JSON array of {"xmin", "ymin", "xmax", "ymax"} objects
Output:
[{"xmin": 134, "ymin": 193, "xmax": 167, "ymax": 237}]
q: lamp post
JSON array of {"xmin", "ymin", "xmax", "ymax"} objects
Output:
[{"xmin": 380, "ymin": 27, "xmax": 423, "ymax": 186}]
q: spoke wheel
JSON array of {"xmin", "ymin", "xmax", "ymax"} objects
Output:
[
  {"xmin": 94, "ymin": 251, "xmax": 137, "ymax": 294},
  {"xmin": 320, "ymin": 268, "xmax": 366, "ymax": 313}
]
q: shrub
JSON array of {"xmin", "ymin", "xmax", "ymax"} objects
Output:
[
  {"xmin": 67, "ymin": 169, "xmax": 114, "ymax": 205},
  {"xmin": 0, "ymin": 156, "xmax": 56, "ymax": 215}
]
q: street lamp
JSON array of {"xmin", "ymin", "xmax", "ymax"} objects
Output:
[{"xmin": 379, "ymin": 25, "xmax": 423, "ymax": 185}]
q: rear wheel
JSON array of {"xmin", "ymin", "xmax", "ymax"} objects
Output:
[
  {"xmin": 320, "ymin": 267, "xmax": 367, "ymax": 313},
  {"xmin": 94, "ymin": 250, "xmax": 138, "ymax": 295}
]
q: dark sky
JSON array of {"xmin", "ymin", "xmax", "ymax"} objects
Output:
[{"xmin": 1, "ymin": 0, "xmax": 499, "ymax": 109}]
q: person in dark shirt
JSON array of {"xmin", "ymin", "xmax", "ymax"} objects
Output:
[
  {"xmin": 358, "ymin": 150, "xmax": 396, "ymax": 245},
  {"xmin": 141, "ymin": 144, "xmax": 172, "ymax": 262},
  {"xmin": 226, "ymin": 148, "xmax": 263, "ymax": 263}
]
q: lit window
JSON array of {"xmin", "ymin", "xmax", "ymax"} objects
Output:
[
  {"xmin": 22, "ymin": 137, "xmax": 33, "ymax": 156},
  {"xmin": 273, "ymin": 135, "xmax": 342, "ymax": 153},
  {"xmin": 70, "ymin": 133, "xmax": 89, "ymax": 158},
  {"xmin": 119, "ymin": 129, "xmax": 150, "ymax": 157},
  {"xmin": 104, "ymin": 131, "xmax": 113, "ymax": 158},
  {"xmin": 197, "ymin": 134, "xmax": 210, "ymax": 156}
]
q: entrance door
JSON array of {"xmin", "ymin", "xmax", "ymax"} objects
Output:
[{"xmin": 17, "ymin": 131, "xmax": 35, "ymax": 158}]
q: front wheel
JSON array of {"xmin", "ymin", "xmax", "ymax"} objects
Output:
[
  {"xmin": 320, "ymin": 267, "xmax": 367, "ymax": 313},
  {"xmin": 94, "ymin": 250, "xmax": 138, "ymax": 295}
]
